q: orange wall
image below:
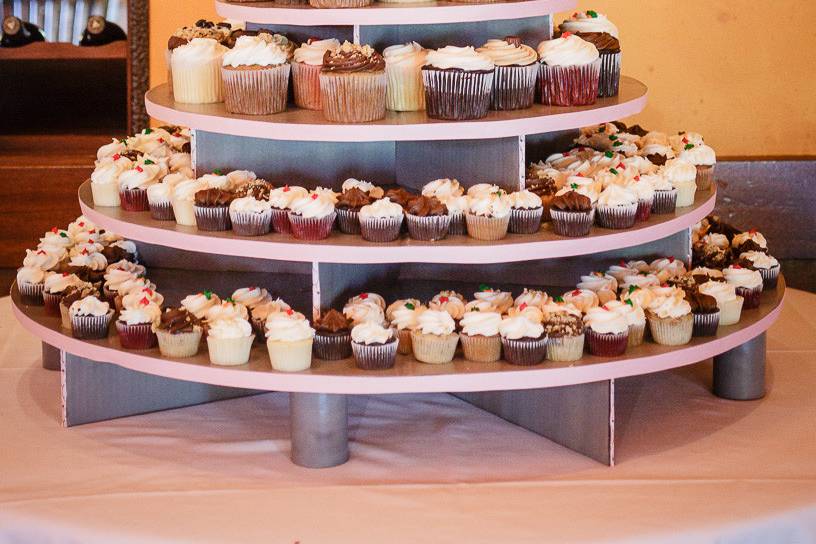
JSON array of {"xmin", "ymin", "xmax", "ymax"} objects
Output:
[{"xmin": 148, "ymin": 0, "xmax": 816, "ymax": 157}]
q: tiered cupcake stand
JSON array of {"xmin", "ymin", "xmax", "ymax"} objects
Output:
[{"xmin": 11, "ymin": 0, "xmax": 785, "ymax": 468}]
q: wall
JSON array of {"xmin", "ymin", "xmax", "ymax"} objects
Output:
[{"xmin": 147, "ymin": 0, "xmax": 816, "ymax": 158}]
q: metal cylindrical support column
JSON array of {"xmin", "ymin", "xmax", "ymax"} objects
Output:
[
  {"xmin": 289, "ymin": 392, "xmax": 349, "ymax": 468},
  {"xmin": 42, "ymin": 342, "xmax": 61, "ymax": 371},
  {"xmin": 713, "ymin": 333, "xmax": 766, "ymax": 400}
]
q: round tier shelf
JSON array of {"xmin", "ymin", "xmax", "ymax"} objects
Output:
[
  {"xmin": 79, "ymin": 181, "xmax": 716, "ymax": 264},
  {"xmin": 145, "ymin": 78, "xmax": 648, "ymax": 142},
  {"xmin": 12, "ymin": 278, "xmax": 786, "ymax": 394},
  {"xmin": 215, "ymin": 0, "xmax": 575, "ymax": 26}
]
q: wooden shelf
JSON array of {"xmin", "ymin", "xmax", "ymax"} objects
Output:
[{"xmin": 0, "ymin": 41, "xmax": 127, "ymax": 61}]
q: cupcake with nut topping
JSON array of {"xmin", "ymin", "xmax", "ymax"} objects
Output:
[{"xmin": 320, "ymin": 42, "xmax": 386, "ymax": 123}]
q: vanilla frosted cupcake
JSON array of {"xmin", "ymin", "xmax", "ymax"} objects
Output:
[
  {"xmin": 384, "ymin": 42, "xmax": 427, "ymax": 112},
  {"xmin": 358, "ymin": 197, "xmax": 404, "ymax": 242},
  {"xmin": 459, "ymin": 310, "xmax": 502, "ymax": 363},
  {"xmin": 660, "ymin": 159, "xmax": 697, "ymax": 207},
  {"xmin": 422, "ymin": 46, "xmax": 495, "ymax": 120},
  {"xmin": 266, "ymin": 311, "xmax": 315, "ymax": 372},
  {"xmin": 536, "ymin": 33, "xmax": 600, "ymax": 106},
  {"xmin": 222, "ymin": 34, "xmax": 290, "ymax": 115},
  {"xmin": 466, "ymin": 189, "xmax": 512, "ymax": 241},
  {"xmin": 292, "ymin": 38, "xmax": 339, "ymax": 110},
  {"xmin": 477, "ymin": 37, "xmax": 538, "ymax": 110},
  {"xmin": 410, "ymin": 310, "xmax": 459, "ymax": 364},
  {"xmin": 171, "ymin": 38, "xmax": 228, "ymax": 104}
]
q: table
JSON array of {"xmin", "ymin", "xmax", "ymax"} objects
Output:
[{"xmin": 2, "ymin": 291, "xmax": 816, "ymax": 543}]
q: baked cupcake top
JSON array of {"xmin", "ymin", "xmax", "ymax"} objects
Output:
[
  {"xmin": 69, "ymin": 295, "xmax": 110, "ymax": 317},
  {"xmin": 536, "ymin": 33, "xmax": 599, "ymax": 66},
  {"xmin": 322, "ymin": 41, "xmax": 385, "ymax": 73},
  {"xmin": 477, "ymin": 37, "xmax": 538, "ymax": 67},
  {"xmin": 583, "ymin": 305, "xmax": 628, "ymax": 334},
  {"xmin": 558, "ymin": 10, "xmax": 619, "ymax": 39},
  {"xmin": 460, "ymin": 310, "xmax": 502, "ymax": 337},
  {"xmin": 424, "ymin": 46, "xmax": 494, "ymax": 71},
  {"xmin": 351, "ymin": 321, "xmax": 393, "ymax": 345},
  {"xmin": 405, "ymin": 195, "xmax": 447, "ymax": 217},
  {"xmin": 222, "ymin": 34, "xmax": 289, "ymax": 68},
  {"xmin": 294, "ymin": 38, "xmax": 340, "ymax": 66},
  {"xmin": 155, "ymin": 307, "xmax": 200, "ymax": 334},
  {"xmin": 383, "ymin": 41, "xmax": 427, "ymax": 67}
]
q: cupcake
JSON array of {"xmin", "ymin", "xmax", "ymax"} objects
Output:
[
  {"xmin": 660, "ymin": 159, "xmax": 697, "ymax": 208},
  {"xmin": 646, "ymin": 288, "xmax": 693, "ymax": 346},
  {"xmin": 687, "ymin": 289, "xmax": 720, "ymax": 336},
  {"xmin": 466, "ymin": 189, "xmax": 512, "ymax": 241},
  {"xmin": 320, "ymin": 42, "xmax": 386, "ymax": 123},
  {"xmin": 358, "ymin": 198, "xmax": 404, "ymax": 243},
  {"xmin": 536, "ymin": 33, "xmax": 600, "ymax": 106},
  {"xmin": 542, "ymin": 302, "xmax": 585, "ymax": 361},
  {"xmin": 459, "ymin": 309, "xmax": 502, "ymax": 363},
  {"xmin": 739, "ymin": 251, "xmax": 780, "ymax": 289},
  {"xmin": 154, "ymin": 307, "xmax": 203, "ymax": 358},
  {"xmin": 422, "ymin": 46, "xmax": 494, "ymax": 120},
  {"xmin": 699, "ymin": 280, "xmax": 743, "ymax": 326},
  {"xmin": 313, "ymin": 309, "xmax": 352, "ymax": 360},
  {"xmin": 265, "ymin": 311, "xmax": 315, "ymax": 372},
  {"xmin": 292, "ymin": 38, "xmax": 340, "ymax": 110},
  {"xmin": 116, "ymin": 299, "xmax": 161, "ymax": 350},
  {"xmin": 194, "ymin": 188, "xmax": 235, "ymax": 231},
  {"xmin": 557, "ymin": 10, "xmax": 621, "ymax": 97},
  {"xmin": 499, "ymin": 315, "xmax": 546, "ymax": 365},
  {"xmin": 288, "ymin": 191, "xmax": 337, "ymax": 240},
  {"xmin": 410, "ymin": 310, "xmax": 459, "ymax": 364},
  {"xmin": 221, "ymin": 34, "xmax": 291, "ymax": 115},
  {"xmin": 507, "ymin": 190, "xmax": 543, "ymax": 234},
  {"xmin": 268, "ymin": 185, "xmax": 308, "ymax": 234},
  {"xmin": 477, "ymin": 37, "xmax": 538, "ymax": 110},
  {"xmin": 405, "ymin": 195, "xmax": 450, "ymax": 241},
  {"xmin": 229, "ymin": 195, "xmax": 272, "ymax": 236},
  {"xmin": 723, "ymin": 265, "xmax": 764, "ymax": 309},
  {"xmin": 118, "ymin": 159, "xmax": 163, "ymax": 212},
  {"xmin": 206, "ymin": 317, "xmax": 255, "ymax": 366},
  {"xmin": 335, "ymin": 188, "xmax": 373, "ymax": 235},
  {"xmin": 69, "ymin": 295, "xmax": 114, "ymax": 340},
  {"xmin": 384, "ymin": 42, "xmax": 427, "ymax": 112},
  {"xmin": 350, "ymin": 322, "xmax": 398, "ymax": 370},
  {"xmin": 549, "ymin": 190, "xmax": 595, "ymax": 237},
  {"xmin": 389, "ymin": 300, "xmax": 425, "ymax": 355},
  {"xmin": 583, "ymin": 305, "xmax": 628, "ymax": 356},
  {"xmin": 595, "ymin": 183, "xmax": 638, "ymax": 229},
  {"xmin": 640, "ymin": 173, "xmax": 677, "ymax": 215},
  {"xmin": 170, "ymin": 38, "xmax": 229, "ymax": 104}
]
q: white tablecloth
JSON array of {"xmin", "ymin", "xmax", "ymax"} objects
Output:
[{"xmin": 2, "ymin": 291, "xmax": 816, "ymax": 543}]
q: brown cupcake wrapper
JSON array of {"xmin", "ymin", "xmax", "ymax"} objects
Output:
[
  {"xmin": 314, "ymin": 332, "xmax": 353, "ymax": 360},
  {"xmin": 598, "ymin": 51, "xmax": 621, "ymax": 98},
  {"xmin": 149, "ymin": 201, "xmax": 175, "ymax": 221},
  {"xmin": 230, "ymin": 209, "xmax": 272, "ymax": 237},
  {"xmin": 508, "ymin": 207, "xmax": 543, "ymax": 234},
  {"xmin": 292, "ymin": 62, "xmax": 323, "ymax": 110},
  {"xmin": 635, "ymin": 198, "xmax": 653, "ymax": 222},
  {"xmin": 585, "ymin": 328, "xmax": 628, "ymax": 356},
  {"xmin": 537, "ymin": 59, "xmax": 600, "ymax": 107},
  {"xmin": 735, "ymin": 285, "xmax": 763, "ymax": 310},
  {"xmin": 501, "ymin": 336, "xmax": 547, "ymax": 366},
  {"xmin": 360, "ymin": 215, "xmax": 403, "ymax": 243},
  {"xmin": 628, "ymin": 322, "xmax": 646, "ymax": 347},
  {"xmin": 596, "ymin": 203, "xmax": 638, "ymax": 229},
  {"xmin": 422, "ymin": 67, "xmax": 494, "ymax": 120},
  {"xmin": 222, "ymin": 64, "xmax": 290, "ymax": 115},
  {"xmin": 157, "ymin": 329, "xmax": 202, "ymax": 358},
  {"xmin": 647, "ymin": 313, "xmax": 694, "ymax": 346},
  {"xmin": 335, "ymin": 207, "xmax": 361, "ymax": 234},
  {"xmin": 651, "ymin": 189, "xmax": 678, "ymax": 215},
  {"xmin": 695, "ymin": 164, "xmax": 714, "ymax": 192},
  {"xmin": 352, "ymin": 339, "xmax": 398, "ymax": 370},
  {"xmin": 466, "ymin": 214, "xmax": 510, "ymax": 241},
  {"xmin": 396, "ymin": 327, "xmax": 413, "ymax": 355},
  {"xmin": 693, "ymin": 311, "xmax": 720, "ymax": 337},
  {"xmin": 43, "ymin": 291, "xmax": 63, "ymax": 315},
  {"xmin": 18, "ymin": 281, "xmax": 44, "ymax": 305},
  {"xmin": 410, "ymin": 330, "xmax": 459, "ymax": 364},
  {"xmin": 460, "ymin": 333, "xmax": 502, "ymax": 363},
  {"xmin": 116, "ymin": 320, "xmax": 158, "ymax": 350},
  {"xmin": 310, "ymin": 0, "xmax": 370, "ymax": 6},
  {"xmin": 406, "ymin": 213, "xmax": 450, "ymax": 241},
  {"xmin": 491, "ymin": 64, "xmax": 538, "ymax": 111},
  {"xmin": 194, "ymin": 205, "xmax": 232, "ymax": 231},
  {"xmin": 546, "ymin": 334, "xmax": 585, "ymax": 362},
  {"xmin": 319, "ymin": 71, "xmax": 386, "ymax": 123},
  {"xmin": 448, "ymin": 213, "xmax": 467, "ymax": 235},
  {"xmin": 71, "ymin": 311, "xmax": 114, "ymax": 340},
  {"xmin": 269, "ymin": 207, "xmax": 292, "ymax": 234},
  {"xmin": 550, "ymin": 208, "xmax": 595, "ymax": 237},
  {"xmin": 119, "ymin": 188, "xmax": 150, "ymax": 212},
  {"xmin": 288, "ymin": 211, "xmax": 337, "ymax": 240},
  {"xmin": 758, "ymin": 265, "xmax": 780, "ymax": 289}
]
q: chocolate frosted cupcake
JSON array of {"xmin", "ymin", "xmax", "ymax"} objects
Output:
[
  {"xmin": 536, "ymin": 33, "xmax": 600, "ymax": 106},
  {"xmin": 221, "ymin": 34, "xmax": 291, "ymax": 115},
  {"xmin": 358, "ymin": 198, "xmax": 404, "ymax": 243},
  {"xmin": 686, "ymin": 289, "xmax": 720, "ymax": 337},
  {"xmin": 499, "ymin": 315, "xmax": 547, "ymax": 366},
  {"xmin": 422, "ymin": 46, "xmax": 494, "ymax": 120},
  {"xmin": 335, "ymin": 188, "xmax": 372, "ymax": 234},
  {"xmin": 549, "ymin": 190, "xmax": 595, "ymax": 237},
  {"xmin": 313, "ymin": 309, "xmax": 353, "ymax": 360},
  {"xmin": 557, "ymin": 10, "xmax": 621, "ymax": 97},
  {"xmin": 477, "ymin": 37, "xmax": 538, "ymax": 111},
  {"xmin": 351, "ymin": 322, "xmax": 398, "ymax": 370},
  {"xmin": 194, "ymin": 188, "xmax": 235, "ymax": 231},
  {"xmin": 320, "ymin": 42, "xmax": 386, "ymax": 123},
  {"xmin": 405, "ymin": 195, "xmax": 450, "ymax": 241},
  {"xmin": 155, "ymin": 307, "xmax": 203, "ymax": 358}
]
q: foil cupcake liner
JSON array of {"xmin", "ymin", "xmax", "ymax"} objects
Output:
[
  {"xmin": 598, "ymin": 51, "xmax": 621, "ymax": 98},
  {"xmin": 292, "ymin": 62, "xmax": 323, "ymax": 110},
  {"xmin": 309, "ymin": 0, "xmax": 371, "ymax": 6},
  {"xmin": 71, "ymin": 311, "xmax": 114, "ymax": 340},
  {"xmin": 230, "ymin": 209, "xmax": 272, "ymax": 237},
  {"xmin": 647, "ymin": 313, "xmax": 694, "ymax": 346},
  {"xmin": 266, "ymin": 338, "xmax": 313, "ymax": 372},
  {"xmin": 422, "ymin": 67, "xmax": 494, "ymax": 120},
  {"xmin": 546, "ymin": 334, "xmax": 585, "ymax": 362},
  {"xmin": 360, "ymin": 216, "xmax": 404, "ymax": 243},
  {"xmin": 508, "ymin": 207, "xmax": 543, "ymax": 234},
  {"xmin": 172, "ymin": 57, "xmax": 224, "ymax": 104},
  {"xmin": 396, "ymin": 328, "xmax": 413, "ymax": 355},
  {"xmin": 18, "ymin": 281, "xmax": 44, "ymax": 305},
  {"xmin": 410, "ymin": 330, "xmax": 459, "ymax": 364},
  {"xmin": 335, "ymin": 208, "xmax": 362, "ymax": 234},
  {"xmin": 596, "ymin": 203, "xmax": 638, "ymax": 229},
  {"xmin": 465, "ymin": 214, "xmax": 510, "ymax": 241},
  {"xmin": 448, "ymin": 213, "xmax": 467, "ymax": 235},
  {"xmin": 405, "ymin": 214, "xmax": 451, "ymax": 241},
  {"xmin": 537, "ymin": 59, "xmax": 601, "ymax": 107},
  {"xmin": 585, "ymin": 328, "xmax": 628, "ymax": 356},
  {"xmin": 460, "ymin": 333, "xmax": 502, "ymax": 363},
  {"xmin": 222, "ymin": 64, "xmax": 290, "ymax": 115},
  {"xmin": 288, "ymin": 212, "xmax": 337, "ymax": 240},
  {"xmin": 693, "ymin": 310, "xmax": 720, "ymax": 337},
  {"xmin": 115, "ymin": 321, "xmax": 158, "ymax": 350},
  {"xmin": 501, "ymin": 336, "xmax": 547, "ymax": 366},
  {"xmin": 194, "ymin": 205, "xmax": 232, "ymax": 231},
  {"xmin": 352, "ymin": 339, "xmax": 398, "ymax": 370},
  {"xmin": 695, "ymin": 165, "xmax": 714, "ymax": 192},
  {"xmin": 628, "ymin": 322, "xmax": 646, "ymax": 347},
  {"xmin": 735, "ymin": 285, "xmax": 763, "ymax": 310},
  {"xmin": 43, "ymin": 291, "xmax": 63, "ymax": 316},
  {"xmin": 758, "ymin": 265, "xmax": 780, "ymax": 289},
  {"xmin": 651, "ymin": 189, "xmax": 678, "ymax": 215},
  {"xmin": 156, "ymin": 329, "xmax": 203, "ymax": 358},
  {"xmin": 386, "ymin": 62, "xmax": 425, "ymax": 112},
  {"xmin": 313, "ymin": 332, "xmax": 352, "ymax": 360},
  {"xmin": 319, "ymin": 71, "xmax": 387, "ymax": 123},
  {"xmin": 269, "ymin": 207, "xmax": 292, "ymax": 234},
  {"xmin": 207, "ymin": 335, "xmax": 255, "ymax": 366},
  {"xmin": 550, "ymin": 208, "xmax": 595, "ymax": 237},
  {"xmin": 149, "ymin": 201, "xmax": 175, "ymax": 221},
  {"xmin": 491, "ymin": 64, "xmax": 538, "ymax": 111},
  {"xmin": 119, "ymin": 188, "xmax": 150, "ymax": 212}
]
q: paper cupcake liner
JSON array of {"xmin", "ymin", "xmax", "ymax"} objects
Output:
[
  {"xmin": 466, "ymin": 214, "xmax": 510, "ymax": 241},
  {"xmin": 156, "ymin": 329, "xmax": 202, "ymax": 358},
  {"xmin": 43, "ymin": 291, "xmax": 63, "ymax": 316},
  {"xmin": 596, "ymin": 202, "xmax": 638, "ymax": 229},
  {"xmin": 693, "ymin": 311, "xmax": 720, "ymax": 337},
  {"xmin": 119, "ymin": 188, "xmax": 150, "ymax": 212},
  {"xmin": 230, "ymin": 209, "xmax": 272, "ymax": 237},
  {"xmin": 59, "ymin": 302, "xmax": 72, "ymax": 330},
  {"xmin": 149, "ymin": 201, "xmax": 175, "ymax": 221},
  {"xmin": 405, "ymin": 213, "xmax": 450, "ymax": 241},
  {"xmin": 313, "ymin": 332, "xmax": 352, "ymax": 360},
  {"xmin": 460, "ymin": 334, "xmax": 502, "ymax": 363},
  {"xmin": 585, "ymin": 328, "xmax": 628, "ymax": 356},
  {"xmin": 537, "ymin": 59, "xmax": 601, "ymax": 107},
  {"xmin": 269, "ymin": 207, "xmax": 292, "ymax": 234},
  {"xmin": 115, "ymin": 321, "xmax": 158, "ymax": 350},
  {"xmin": 288, "ymin": 212, "xmax": 337, "ymax": 240},
  {"xmin": 172, "ymin": 200, "xmax": 197, "ymax": 226},
  {"xmin": 627, "ymin": 322, "xmax": 646, "ymax": 347},
  {"xmin": 386, "ymin": 62, "xmax": 425, "ymax": 112},
  {"xmin": 335, "ymin": 208, "xmax": 362, "ymax": 234},
  {"xmin": 194, "ymin": 205, "xmax": 232, "ymax": 231},
  {"xmin": 207, "ymin": 335, "xmax": 255, "ymax": 366},
  {"xmin": 546, "ymin": 334, "xmax": 585, "ymax": 362},
  {"xmin": 222, "ymin": 64, "xmax": 290, "ymax": 115},
  {"xmin": 651, "ymin": 189, "xmax": 678, "ymax": 215},
  {"xmin": 310, "ymin": 0, "xmax": 370, "ymax": 6},
  {"xmin": 508, "ymin": 207, "xmax": 543, "ymax": 234},
  {"xmin": 501, "ymin": 336, "xmax": 547, "ymax": 366},
  {"xmin": 758, "ymin": 265, "xmax": 780, "ymax": 289},
  {"xmin": 91, "ymin": 182, "xmax": 121, "ymax": 207},
  {"xmin": 674, "ymin": 182, "xmax": 697, "ymax": 208},
  {"xmin": 647, "ymin": 313, "xmax": 694, "ymax": 346},
  {"xmin": 360, "ymin": 216, "xmax": 403, "ymax": 242},
  {"xmin": 491, "ymin": 64, "xmax": 537, "ymax": 111},
  {"xmin": 448, "ymin": 212, "xmax": 467, "ymax": 235},
  {"xmin": 735, "ymin": 285, "xmax": 763, "ymax": 310},
  {"xmin": 422, "ymin": 67, "xmax": 494, "ymax": 120},
  {"xmin": 598, "ymin": 51, "xmax": 621, "ymax": 98},
  {"xmin": 172, "ymin": 57, "xmax": 224, "ymax": 104},
  {"xmin": 695, "ymin": 165, "xmax": 714, "ymax": 191},
  {"xmin": 719, "ymin": 296, "xmax": 744, "ymax": 326},
  {"xmin": 397, "ymin": 328, "xmax": 413, "ymax": 355},
  {"xmin": 550, "ymin": 208, "xmax": 595, "ymax": 237},
  {"xmin": 319, "ymin": 71, "xmax": 386, "ymax": 123},
  {"xmin": 635, "ymin": 198, "xmax": 653, "ymax": 222},
  {"xmin": 71, "ymin": 311, "xmax": 114, "ymax": 340},
  {"xmin": 292, "ymin": 62, "xmax": 323, "ymax": 110},
  {"xmin": 18, "ymin": 281, "xmax": 44, "ymax": 305},
  {"xmin": 267, "ymin": 338, "xmax": 313, "ymax": 372},
  {"xmin": 352, "ymin": 339, "xmax": 398, "ymax": 370},
  {"xmin": 410, "ymin": 330, "xmax": 459, "ymax": 364}
]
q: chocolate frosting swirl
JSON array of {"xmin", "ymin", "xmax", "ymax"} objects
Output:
[
  {"xmin": 194, "ymin": 188, "xmax": 235, "ymax": 207},
  {"xmin": 406, "ymin": 195, "xmax": 447, "ymax": 217},
  {"xmin": 157, "ymin": 307, "xmax": 200, "ymax": 334},
  {"xmin": 322, "ymin": 44, "xmax": 385, "ymax": 73},
  {"xmin": 316, "ymin": 309, "xmax": 351, "ymax": 334},
  {"xmin": 336, "ymin": 188, "xmax": 373, "ymax": 210},
  {"xmin": 551, "ymin": 191, "xmax": 592, "ymax": 212}
]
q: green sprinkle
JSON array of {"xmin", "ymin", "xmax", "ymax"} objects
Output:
[
  {"xmin": 604, "ymin": 151, "xmax": 613, "ymax": 158},
  {"xmin": 570, "ymin": 182, "xmax": 579, "ymax": 189},
  {"xmin": 610, "ymin": 168, "xmax": 619, "ymax": 175},
  {"xmin": 203, "ymin": 290, "xmax": 213, "ymax": 300},
  {"xmin": 684, "ymin": 143, "xmax": 695, "ymax": 150},
  {"xmin": 405, "ymin": 302, "xmax": 415, "ymax": 310}
]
